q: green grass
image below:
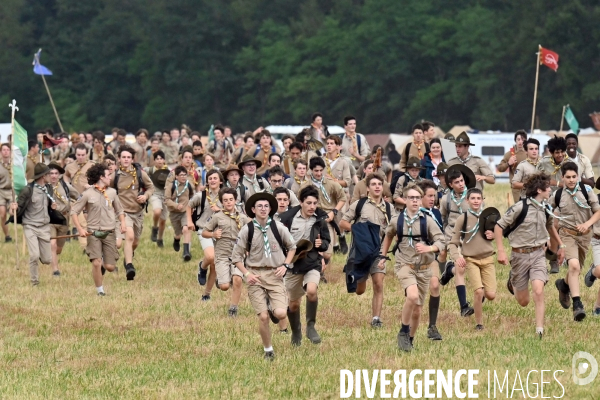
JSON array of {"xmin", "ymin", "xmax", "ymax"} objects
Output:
[{"xmin": 0, "ymin": 183, "xmax": 599, "ymax": 399}]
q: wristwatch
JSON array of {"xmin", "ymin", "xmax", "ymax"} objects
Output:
[
  {"xmin": 283, "ymin": 263, "xmax": 291, "ymax": 270},
  {"xmin": 332, "ymin": 209, "xmax": 338, "ymax": 216}
]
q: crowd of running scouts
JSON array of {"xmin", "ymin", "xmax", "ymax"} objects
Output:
[{"xmin": 3, "ymin": 115, "xmax": 600, "ymax": 359}]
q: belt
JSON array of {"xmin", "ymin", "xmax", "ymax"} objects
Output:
[
  {"xmin": 248, "ymin": 266, "xmax": 276, "ymax": 270},
  {"xmin": 407, "ymin": 264, "xmax": 431, "ymax": 271},
  {"xmin": 560, "ymin": 227, "xmax": 590, "ymax": 237},
  {"xmin": 512, "ymin": 246, "xmax": 543, "ymax": 254}
]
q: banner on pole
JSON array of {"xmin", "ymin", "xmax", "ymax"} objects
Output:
[
  {"xmin": 565, "ymin": 106, "xmax": 579, "ymax": 134},
  {"xmin": 540, "ymin": 47, "xmax": 559, "ymax": 72},
  {"xmin": 12, "ymin": 120, "xmax": 28, "ymax": 196},
  {"xmin": 32, "ymin": 49, "xmax": 53, "ymax": 76}
]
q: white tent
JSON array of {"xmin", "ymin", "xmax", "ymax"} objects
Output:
[
  {"xmin": 264, "ymin": 125, "xmax": 346, "ymax": 136},
  {"xmin": 0, "ymin": 123, "xmax": 12, "ymax": 143}
]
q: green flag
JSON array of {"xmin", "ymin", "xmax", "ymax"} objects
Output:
[
  {"xmin": 207, "ymin": 124, "xmax": 215, "ymax": 144},
  {"xmin": 12, "ymin": 119, "xmax": 28, "ymax": 196},
  {"xmin": 565, "ymin": 106, "xmax": 579, "ymax": 134}
]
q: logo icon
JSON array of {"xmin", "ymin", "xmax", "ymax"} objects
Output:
[{"xmin": 572, "ymin": 351, "xmax": 598, "ymax": 386}]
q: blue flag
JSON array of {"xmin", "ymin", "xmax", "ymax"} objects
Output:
[{"xmin": 32, "ymin": 49, "xmax": 52, "ymax": 76}]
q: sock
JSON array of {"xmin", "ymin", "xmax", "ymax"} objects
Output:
[
  {"xmin": 456, "ymin": 285, "xmax": 467, "ymax": 308},
  {"xmin": 264, "ymin": 346, "xmax": 273, "ymax": 352},
  {"xmin": 372, "ymin": 316, "xmax": 380, "ymax": 321},
  {"xmin": 572, "ymin": 296, "xmax": 581, "ymax": 304},
  {"xmin": 536, "ymin": 327, "xmax": 544, "ymax": 335},
  {"xmin": 429, "ymin": 296, "xmax": 440, "ymax": 327},
  {"xmin": 409, "ymin": 337, "xmax": 414, "ymax": 345},
  {"xmin": 401, "ymin": 324, "xmax": 410, "ymax": 333},
  {"xmin": 96, "ymin": 286, "xmax": 104, "ymax": 293},
  {"xmin": 174, "ymin": 238, "xmax": 180, "ymax": 243}
]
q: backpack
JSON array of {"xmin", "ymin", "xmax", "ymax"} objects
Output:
[
  {"xmin": 554, "ymin": 182, "xmax": 590, "ymax": 210},
  {"xmin": 191, "ymin": 190, "xmax": 207, "ymax": 226},
  {"xmin": 246, "ymin": 219, "xmax": 287, "ymax": 257},
  {"xmin": 114, "ymin": 162, "xmax": 147, "ymax": 211},
  {"xmin": 353, "ymin": 197, "xmax": 391, "ymax": 225},
  {"xmin": 502, "ymin": 199, "xmax": 552, "ymax": 238},
  {"xmin": 404, "ymin": 142, "xmax": 430, "ymax": 163},
  {"xmin": 60, "ymin": 179, "xmax": 70, "ymax": 200},
  {"xmin": 168, "ymin": 180, "xmax": 194, "ymax": 203},
  {"xmin": 253, "ymin": 145, "xmax": 276, "ymax": 158},
  {"xmin": 397, "ymin": 213, "xmax": 430, "ymax": 245},
  {"xmin": 390, "ymin": 171, "xmax": 403, "ymax": 195}
]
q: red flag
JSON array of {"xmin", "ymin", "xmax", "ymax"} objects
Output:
[{"xmin": 540, "ymin": 47, "xmax": 559, "ymax": 71}]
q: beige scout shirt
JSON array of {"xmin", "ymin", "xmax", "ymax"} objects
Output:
[
  {"xmin": 342, "ymin": 198, "xmax": 391, "ymax": 238},
  {"xmin": 23, "ymin": 185, "xmax": 50, "ymax": 227},
  {"xmin": 159, "ymin": 142, "xmax": 180, "ymax": 166},
  {"xmin": 322, "ymin": 155, "xmax": 351, "ymax": 189},
  {"xmin": 439, "ymin": 190, "xmax": 468, "ymax": 237},
  {"xmin": 448, "ymin": 211, "xmax": 495, "ymax": 260},
  {"xmin": 26, "ymin": 154, "xmax": 37, "ymax": 183},
  {"xmin": 242, "ymin": 174, "xmax": 272, "ymax": 201},
  {"xmin": 496, "ymin": 198, "xmax": 553, "ymax": 248},
  {"xmin": 164, "ymin": 179, "xmax": 193, "ymax": 213},
  {"xmin": 188, "ymin": 189, "xmax": 222, "ymax": 230},
  {"xmin": 71, "ymin": 187, "xmax": 124, "ymax": 231},
  {"xmin": 341, "ymin": 133, "xmax": 370, "ymax": 169},
  {"xmin": 204, "ymin": 210, "xmax": 250, "ymax": 259},
  {"xmin": 350, "ymin": 179, "xmax": 393, "ymax": 204},
  {"xmin": 52, "ymin": 181, "xmax": 80, "ymax": 216},
  {"xmin": 572, "ymin": 152, "xmax": 594, "ymax": 181},
  {"xmin": 447, "ymin": 154, "xmax": 493, "ymax": 191},
  {"xmin": 111, "ymin": 167, "xmax": 155, "ymax": 214},
  {"xmin": 64, "ymin": 161, "xmax": 96, "ymax": 194},
  {"xmin": 164, "ymin": 169, "xmax": 200, "ymax": 195},
  {"xmin": 537, "ymin": 156, "xmax": 568, "ymax": 192},
  {"xmin": 399, "ymin": 141, "xmax": 426, "ymax": 170},
  {"xmin": 0, "ymin": 161, "xmax": 11, "ymax": 190},
  {"xmin": 497, "ymin": 148, "xmax": 527, "ymax": 176},
  {"xmin": 244, "ymin": 144, "xmax": 281, "ymax": 175},
  {"xmin": 281, "ymin": 154, "xmax": 295, "ymax": 177},
  {"xmin": 231, "ymin": 220, "xmax": 296, "ymax": 268},
  {"xmin": 290, "ymin": 211, "xmax": 316, "ymax": 242},
  {"xmin": 512, "ymin": 159, "xmax": 540, "ymax": 199},
  {"xmin": 549, "ymin": 185, "xmax": 600, "ymax": 231},
  {"xmin": 300, "ymin": 177, "xmax": 346, "ymax": 212},
  {"xmin": 207, "ymin": 139, "xmax": 234, "ymax": 169},
  {"xmin": 385, "ymin": 212, "xmax": 445, "ymax": 267},
  {"xmin": 284, "ymin": 176, "xmax": 308, "ymax": 195}
]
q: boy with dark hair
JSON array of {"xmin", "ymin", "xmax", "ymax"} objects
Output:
[
  {"xmin": 244, "ymin": 130, "xmax": 280, "ymax": 175},
  {"xmin": 165, "ymin": 166, "xmax": 193, "ymax": 261},
  {"xmin": 145, "ymin": 150, "xmax": 170, "ymax": 246},
  {"xmin": 565, "ymin": 133, "xmax": 594, "ymax": 186},
  {"xmin": 26, "ymin": 140, "xmax": 40, "ymax": 182},
  {"xmin": 208, "ymin": 125, "xmax": 234, "ymax": 169},
  {"xmin": 323, "ymin": 135, "xmax": 351, "ymax": 189},
  {"xmin": 273, "ymin": 187, "xmax": 291, "ymax": 219},
  {"xmin": 447, "ymin": 132, "xmax": 495, "ymax": 192},
  {"xmin": 393, "ymin": 156, "xmax": 424, "ymax": 212},
  {"xmin": 512, "ymin": 138, "xmax": 541, "ymax": 199},
  {"xmin": 399, "ymin": 124, "xmax": 429, "ymax": 170},
  {"xmin": 0, "ymin": 143, "xmax": 13, "ymax": 242},
  {"xmin": 498, "ymin": 130, "xmax": 528, "ymax": 202},
  {"xmin": 538, "ymin": 135, "xmax": 568, "ymax": 192},
  {"xmin": 284, "ymin": 159, "xmax": 308, "ymax": 193},
  {"xmin": 341, "ymin": 116, "xmax": 370, "ymax": 169}
]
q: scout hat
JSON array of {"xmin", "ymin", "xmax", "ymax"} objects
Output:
[
  {"xmin": 33, "ymin": 163, "xmax": 51, "ymax": 180},
  {"xmin": 404, "ymin": 156, "xmax": 425, "ymax": 171},
  {"xmin": 595, "ymin": 176, "xmax": 600, "ymax": 191},
  {"xmin": 245, "ymin": 192, "xmax": 278, "ymax": 218},
  {"xmin": 451, "ymin": 131, "xmax": 475, "ymax": 146},
  {"xmin": 444, "ymin": 133, "xmax": 455, "ymax": 141},
  {"xmin": 150, "ymin": 168, "xmax": 171, "ymax": 191},
  {"xmin": 47, "ymin": 161, "xmax": 65, "ymax": 174},
  {"xmin": 291, "ymin": 239, "xmax": 314, "ymax": 263},
  {"xmin": 238, "ymin": 154, "xmax": 262, "ymax": 170},
  {"xmin": 446, "ymin": 164, "xmax": 476, "ymax": 189},
  {"xmin": 479, "ymin": 207, "xmax": 500, "ymax": 239},
  {"xmin": 222, "ymin": 164, "xmax": 244, "ymax": 180},
  {"xmin": 436, "ymin": 162, "xmax": 449, "ymax": 177}
]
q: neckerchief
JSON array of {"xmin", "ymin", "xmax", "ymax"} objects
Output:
[
  {"xmin": 325, "ymin": 153, "xmax": 341, "ymax": 177},
  {"xmin": 53, "ymin": 183, "xmax": 67, "ymax": 204},
  {"xmin": 368, "ymin": 195, "xmax": 389, "ymax": 225},
  {"xmin": 311, "ymin": 176, "xmax": 331, "ymax": 203},
  {"xmin": 186, "ymin": 166, "xmax": 199, "ymax": 186},
  {"xmin": 294, "ymin": 176, "xmax": 306, "ymax": 185},
  {"xmin": 526, "ymin": 158, "xmax": 539, "ymax": 167},
  {"xmin": 174, "ymin": 180, "xmax": 189, "ymax": 203},
  {"xmin": 27, "ymin": 154, "xmax": 38, "ymax": 165},
  {"xmin": 459, "ymin": 153, "xmax": 472, "ymax": 164},
  {"xmin": 460, "ymin": 209, "xmax": 482, "ymax": 243},
  {"xmin": 565, "ymin": 184, "xmax": 591, "ymax": 210},
  {"xmin": 94, "ymin": 184, "xmax": 111, "ymax": 206},
  {"xmin": 403, "ymin": 210, "xmax": 420, "ymax": 248},
  {"xmin": 253, "ymin": 217, "xmax": 272, "ymax": 258},
  {"xmin": 73, "ymin": 162, "xmax": 88, "ymax": 184},
  {"xmin": 413, "ymin": 141, "xmax": 424, "ymax": 159},
  {"xmin": 419, "ymin": 207, "xmax": 442, "ymax": 229},
  {"xmin": 549, "ymin": 156, "xmax": 568, "ymax": 175},
  {"xmin": 244, "ymin": 174, "xmax": 263, "ymax": 193},
  {"xmin": 450, "ymin": 190, "xmax": 467, "ymax": 213},
  {"xmin": 34, "ymin": 183, "xmax": 55, "ymax": 203},
  {"xmin": 206, "ymin": 188, "xmax": 219, "ymax": 207},
  {"xmin": 224, "ymin": 210, "xmax": 241, "ymax": 230},
  {"xmin": 119, "ymin": 166, "xmax": 137, "ymax": 190},
  {"xmin": 2, "ymin": 160, "xmax": 12, "ymax": 181}
]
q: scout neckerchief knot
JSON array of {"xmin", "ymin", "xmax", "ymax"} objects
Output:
[
  {"xmin": 34, "ymin": 183, "xmax": 55, "ymax": 203},
  {"xmin": 244, "ymin": 174, "xmax": 263, "ymax": 193},
  {"xmin": 530, "ymin": 197, "xmax": 562, "ymax": 221},
  {"xmin": 419, "ymin": 207, "xmax": 442, "ymax": 228},
  {"xmin": 174, "ymin": 180, "xmax": 189, "ymax": 204},
  {"xmin": 566, "ymin": 183, "xmax": 591, "ymax": 209},
  {"xmin": 368, "ymin": 195, "xmax": 389, "ymax": 224},
  {"xmin": 253, "ymin": 217, "xmax": 272, "ymax": 257},
  {"xmin": 403, "ymin": 210, "xmax": 420, "ymax": 248},
  {"xmin": 451, "ymin": 189, "xmax": 467, "ymax": 213},
  {"xmin": 461, "ymin": 209, "xmax": 482, "ymax": 244},
  {"xmin": 73, "ymin": 162, "xmax": 87, "ymax": 184},
  {"xmin": 526, "ymin": 158, "xmax": 538, "ymax": 167},
  {"xmin": 119, "ymin": 166, "xmax": 137, "ymax": 190},
  {"xmin": 549, "ymin": 156, "xmax": 568, "ymax": 175},
  {"xmin": 94, "ymin": 184, "xmax": 111, "ymax": 206},
  {"xmin": 53, "ymin": 183, "xmax": 67, "ymax": 204},
  {"xmin": 224, "ymin": 210, "xmax": 241, "ymax": 229},
  {"xmin": 325, "ymin": 154, "xmax": 340, "ymax": 176},
  {"xmin": 311, "ymin": 176, "xmax": 330, "ymax": 203},
  {"xmin": 459, "ymin": 153, "xmax": 472, "ymax": 164},
  {"xmin": 413, "ymin": 141, "xmax": 424, "ymax": 159}
]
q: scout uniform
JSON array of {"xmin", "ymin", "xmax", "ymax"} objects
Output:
[
  {"xmin": 146, "ymin": 166, "xmax": 170, "ymax": 227},
  {"xmin": 281, "ymin": 153, "xmax": 295, "ymax": 177},
  {"xmin": 244, "ymin": 144, "xmax": 281, "ymax": 175},
  {"xmin": 537, "ymin": 156, "xmax": 569, "ymax": 192},
  {"xmin": 189, "ymin": 188, "xmax": 222, "ymax": 247},
  {"xmin": 447, "ymin": 132, "xmax": 494, "ymax": 192},
  {"xmin": 0, "ymin": 159, "xmax": 11, "ymax": 211},
  {"xmin": 111, "ymin": 166, "xmax": 155, "ymax": 240},
  {"xmin": 159, "ymin": 141, "xmax": 180, "ymax": 168},
  {"xmin": 399, "ymin": 141, "xmax": 427, "ymax": 170},
  {"xmin": 512, "ymin": 158, "xmax": 540, "ymax": 199},
  {"xmin": 340, "ymin": 132, "xmax": 370, "ymax": 170},
  {"xmin": 204, "ymin": 210, "xmax": 250, "ymax": 286},
  {"xmin": 26, "ymin": 153, "xmax": 37, "ymax": 183},
  {"xmin": 571, "ymin": 152, "xmax": 594, "ymax": 182},
  {"xmin": 440, "ymin": 189, "xmax": 468, "ymax": 245},
  {"xmin": 164, "ymin": 177, "xmax": 193, "ymax": 239},
  {"xmin": 50, "ymin": 177, "xmax": 80, "ymax": 249},
  {"xmin": 497, "ymin": 147, "xmax": 527, "ymax": 202},
  {"xmin": 350, "ymin": 178, "xmax": 393, "ymax": 204},
  {"xmin": 207, "ymin": 139, "xmax": 234, "ymax": 169},
  {"xmin": 393, "ymin": 177, "xmax": 423, "ymax": 212},
  {"xmin": 64, "ymin": 160, "xmax": 96, "ymax": 194},
  {"xmin": 322, "ymin": 154, "xmax": 352, "ymax": 189},
  {"xmin": 284, "ymin": 176, "xmax": 308, "ymax": 195},
  {"xmin": 71, "ymin": 185, "xmax": 124, "ymax": 267}
]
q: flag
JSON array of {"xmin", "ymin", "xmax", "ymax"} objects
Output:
[
  {"xmin": 565, "ymin": 106, "xmax": 579, "ymax": 134},
  {"xmin": 32, "ymin": 49, "xmax": 53, "ymax": 76},
  {"xmin": 207, "ymin": 124, "xmax": 215, "ymax": 143},
  {"xmin": 11, "ymin": 120, "xmax": 28, "ymax": 196},
  {"xmin": 540, "ymin": 47, "xmax": 559, "ymax": 71}
]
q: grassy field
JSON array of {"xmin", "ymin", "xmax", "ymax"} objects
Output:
[{"xmin": 1, "ymin": 183, "xmax": 599, "ymax": 399}]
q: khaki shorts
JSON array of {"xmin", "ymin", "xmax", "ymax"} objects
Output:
[
  {"xmin": 216, "ymin": 257, "xmax": 242, "ymax": 286},
  {"xmin": 50, "ymin": 224, "xmax": 69, "ymax": 248},
  {"xmin": 395, "ymin": 263, "xmax": 433, "ymax": 306},
  {"xmin": 150, "ymin": 193, "xmax": 168, "ymax": 221},
  {"xmin": 246, "ymin": 268, "xmax": 288, "ymax": 315},
  {"xmin": 465, "ymin": 255, "xmax": 497, "ymax": 293},
  {"xmin": 118, "ymin": 211, "xmax": 144, "ymax": 240},
  {"xmin": 560, "ymin": 230, "xmax": 590, "ymax": 266},
  {"xmin": 198, "ymin": 230, "xmax": 214, "ymax": 249},
  {"xmin": 510, "ymin": 248, "xmax": 548, "ymax": 292},
  {"xmin": 0, "ymin": 188, "xmax": 11, "ymax": 208},
  {"xmin": 286, "ymin": 269, "xmax": 320, "ymax": 301},
  {"xmin": 431, "ymin": 260, "xmax": 440, "ymax": 280},
  {"xmin": 591, "ymin": 237, "xmax": 600, "ymax": 267},
  {"xmin": 169, "ymin": 211, "xmax": 187, "ymax": 236},
  {"xmin": 87, "ymin": 231, "xmax": 119, "ymax": 266}
]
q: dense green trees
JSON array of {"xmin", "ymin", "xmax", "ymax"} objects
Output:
[{"xmin": 1, "ymin": 0, "xmax": 599, "ymax": 134}]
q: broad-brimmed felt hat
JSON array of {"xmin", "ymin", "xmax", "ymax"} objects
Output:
[
  {"xmin": 291, "ymin": 239, "xmax": 314, "ymax": 263},
  {"xmin": 436, "ymin": 162, "xmax": 449, "ymax": 177},
  {"xmin": 47, "ymin": 161, "xmax": 65, "ymax": 175},
  {"xmin": 238, "ymin": 154, "xmax": 262, "ymax": 170},
  {"xmin": 33, "ymin": 163, "xmax": 51, "ymax": 180},
  {"xmin": 444, "ymin": 133, "xmax": 455, "ymax": 141},
  {"xmin": 404, "ymin": 156, "xmax": 425, "ymax": 171},
  {"xmin": 479, "ymin": 207, "xmax": 500, "ymax": 239},
  {"xmin": 451, "ymin": 131, "xmax": 475, "ymax": 146},
  {"xmin": 245, "ymin": 192, "xmax": 278, "ymax": 218},
  {"xmin": 150, "ymin": 168, "xmax": 171, "ymax": 190},
  {"xmin": 446, "ymin": 164, "xmax": 476, "ymax": 189},
  {"xmin": 222, "ymin": 164, "xmax": 244, "ymax": 180}
]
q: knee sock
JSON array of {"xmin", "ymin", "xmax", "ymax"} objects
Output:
[
  {"xmin": 456, "ymin": 285, "xmax": 467, "ymax": 308},
  {"xmin": 429, "ymin": 296, "xmax": 440, "ymax": 327},
  {"xmin": 400, "ymin": 324, "xmax": 410, "ymax": 333}
]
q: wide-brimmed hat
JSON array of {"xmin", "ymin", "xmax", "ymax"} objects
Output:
[
  {"xmin": 479, "ymin": 207, "xmax": 500, "ymax": 239},
  {"xmin": 451, "ymin": 131, "xmax": 475, "ymax": 146},
  {"xmin": 222, "ymin": 164, "xmax": 244, "ymax": 180},
  {"xmin": 33, "ymin": 163, "xmax": 51, "ymax": 180},
  {"xmin": 446, "ymin": 164, "xmax": 476, "ymax": 189},
  {"xmin": 291, "ymin": 239, "xmax": 314, "ymax": 263},
  {"xmin": 47, "ymin": 161, "xmax": 65, "ymax": 174},
  {"xmin": 404, "ymin": 156, "xmax": 425, "ymax": 171},
  {"xmin": 245, "ymin": 192, "xmax": 277, "ymax": 218},
  {"xmin": 150, "ymin": 168, "xmax": 171, "ymax": 190},
  {"xmin": 436, "ymin": 162, "xmax": 449, "ymax": 177},
  {"xmin": 444, "ymin": 133, "xmax": 455, "ymax": 141},
  {"xmin": 238, "ymin": 154, "xmax": 262, "ymax": 170}
]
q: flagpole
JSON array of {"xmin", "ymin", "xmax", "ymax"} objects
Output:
[
  {"xmin": 559, "ymin": 105, "xmax": 566, "ymax": 133},
  {"xmin": 8, "ymin": 100, "xmax": 19, "ymax": 270},
  {"xmin": 35, "ymin": 51, "xmax": 64, "ymax": 132},
  {"xmin": 530, "ymin": 45, "xmax": 542, "ymax": 134}
]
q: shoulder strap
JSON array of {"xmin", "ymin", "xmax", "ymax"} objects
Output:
[
  {"xmin": 269, "ymin": 219, "xmax": 287, "ymax": 256},
  {"xmin": 402, "ymin": 173, "xmax": 410, "ymax": 188},
  {"xmin": 460, "ymin": 212, "xmax": 468, "ymax": 241},
  {"xmin": 239, "ymin": 183, "xmax": 246, "ymax": 201},
  {"xmin": 503, "ymin": 199, "xmax": 529, "ymax": 238},
  {"xmin": 404, "ymin": 143, "xmax": 411, "ymax": 161},
  {"xmin": 420, "ymin": 215, "xmax": 429, "ymax": 244},
  {"xmin": 396, "ymin": 213, "xmax": 404, "ymax": 243},
  {"xmin": 356, "ymin": 134, "xmax": 361, "ymax": 152},
  {"xmin": 60, "ymin": 179, "xmax": 69, "ymax": 198},
  {"xmin": 253, "ymin": 147, "xmax": 260, "ymax": 157},
  {"xmin": 258, "ymin": 177, "xmax": 265, "ymax": 190},
  {"xmin": 271, "ymin": 145, "xmax": 276, "ymax": 153},
  {"xmin": 135, "ymin": 164, "xmax": 145, "ymax": 190},
  {"xmin": 285, "ymin": 179, "xmax": 293, "ymax": 190},
  {"xmin": 443, "ymin": 193, "xmax": 451, "ymax": 227},
  {"xmin": 580, "ymin": 181, "xmax": 590, "ymax": 203},
  {"xmin": 385, "ymin": 201, "xmax": 391, "ymax": 221},
  {"xmin": 246, "ymin": 221, "xmax": 254, "ymax": 253},
  {"xmin": 555, "ymin": 188, "xmax": 563, "ymax": 209},
  {"xmin": 353, "ymin": 197, "xmax": 369, "ymax": 223}
]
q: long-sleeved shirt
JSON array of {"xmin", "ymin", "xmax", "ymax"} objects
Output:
[{"xmin": 448, "ymin": 211, "xmax": 495, "ymax": 259}]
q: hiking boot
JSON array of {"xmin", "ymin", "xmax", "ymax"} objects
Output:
[
  {"xmin": 52, "ymin": 270, "xmax": 61, "ymax": 277},
  {"xmin": 228, "ymin": 306, "xmax": 238, "ymax": 318},
  {"xmin": 151, "ymin": 226, "xmax": 158, "ymax": 242},
  {"xmin": 173, "ymin": 240, "xmax": 180, "ymax": 252},
  {"xmin": 182, "ymin": 243, "xmax": 191, "ymax": 262},
  {"xmin": 461, "ymin": 303, "xmax": 474, "ymax": 317},
  {"xmin": 439, "ymin": 261, "xmax": 454, "ymax": 286},
  {"xmin": 573, "ymin": 301, "xmax": 586, "ymax": 322},
  {"xmin": 507, "ymin": 270, "xmax": 514, "ymax": 295},
  {"xmin": 264, "ymin": 351, "xmax": 275, "ymax": 361},
  {"xmin": 397, "ymin": 331, "xmax": 412, "ymax": 352},
  {"xmin": 549, "ymin": 260, "xmax": 560, "ymax": 274},
  {"xmin": 5, "ymin": 235, "xmax": 12, "ymax": 243},
  {"xmin": 198, "ymin": 262, "xmax": 207, "ymax": 286},
  {"xmin": 555, "ymin": 279, "xmax": 571, "ymax": 309},
  {"xmin": 157, "ymin": 239, "xmax": 164, "ymax": 248},
  {"xmin": 593, "ymin": 307, "xmax": 600, "ymax": 317},
  {"xmin": 306, "ymin": 300, "xmax": 321, "ymax": 344},
  {"xmin": 320, "ymin": 272, "xmax": 328, "ymax": 284},
  {"xmin": 427, "ymin": 325, "xmax": 442, "ymax": 340},
  {"xmin": 339, "ymin": 234, "xmax": 349, "ymax": 254},
  {"xmin": 288, "ymin": 308, "xmax": 302, "ymax": 347},
  {"xmin": 125, "ymin": 263, "xmax": 136, "ymax": 281},
  {"xmin": 98, "ymin": 291, "xmax": 106, "ymax": 297},
  {"xmin": 371, "ymin": 317, "xmax": 383, "ymax": 329},
  {"xmin": 585, "ymin": 263, "xmax": 597, "ymax": 288},
  {"xmin": 201, "ymin": 294, "xmax": 211, "ymax": 301},
  {"xmin": 475, "ymin": 324, "xmax": 484, "ymax": 331}
]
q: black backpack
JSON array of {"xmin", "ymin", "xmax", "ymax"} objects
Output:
[
  {"xmin": 191, "ymin": 190, "xmax": 207, "ymax": 226},
  {"xmin": 502, "ymin": 199, "xmax": 552, "ymax": 238},
  {"xmin": 390, "ymin": 171, "xmax": 404, "ymax": 195},
  {"xmin": 390, "ymin": 213, "xmax": 430, "ymax": 254},
  {"xmin": 246, "ymin": 219, "xmax": 287, "ymax": 257},
  {"xmin": 353, "ymin": 197, "xmax": 391, "ymax": 225},
  {"xmin": 554, "ymin": 182, "xmax": 590, "ymax": 210}
]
